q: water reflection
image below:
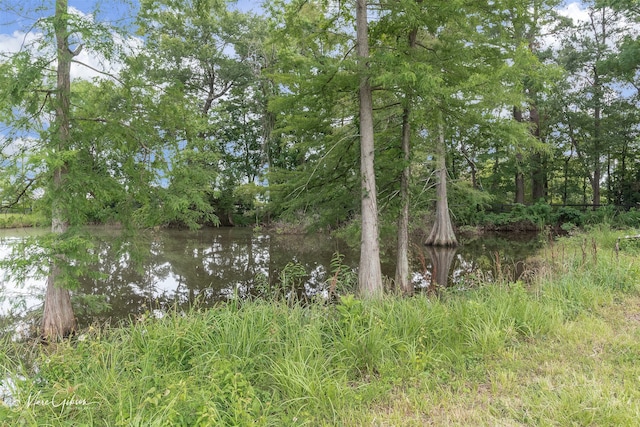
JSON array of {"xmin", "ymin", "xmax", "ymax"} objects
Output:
[
  {"xmin": 67, "ymin": 227, "xmax": 359, "ymax": 325},
  {"xmin": 428, "ymin": 246, "xmax": 458, "ymax": 288},
  {"xmin": 0, "ymin": 227, "xmax": 544, "ymax": 330}
]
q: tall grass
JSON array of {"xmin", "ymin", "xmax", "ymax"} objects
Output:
[{"xmin": 1, "ymin": 227, "xmax": 640, "ymax": 425}]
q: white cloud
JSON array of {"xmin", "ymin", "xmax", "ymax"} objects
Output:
[
  {"xmin": 1, "ymin": 136, "xmax": 39, "ymax": 157},
  {"xmin": 557, "ymin": 2, "xmax": 591, "ymax": 24},
  {"xmin": 542, "ymin": 2, "xmax": 639, "ymax": 52},
  {"xmin": 0, "ymin": 30, "xmax": 43, "ymax": 55},
  {"xmin": 0, "ymin": 6, "xmax": 141, "ymax": 83}
]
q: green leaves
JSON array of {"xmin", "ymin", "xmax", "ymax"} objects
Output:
[{"xmin": 0, "ymin": 228, "xmax": 100, "ymax": 290}]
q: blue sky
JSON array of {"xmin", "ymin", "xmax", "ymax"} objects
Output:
[
  {"xmin": 0, "ymin": 0, "xmax": 261, "ymax": 37},
  {"xmin": 0, "ymin": 1, "xmax": 587, "ymax": 33}
]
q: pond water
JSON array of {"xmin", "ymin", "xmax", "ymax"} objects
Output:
[{"xmin": 0, "ymin": 226, "xmax": 544, "ymax": 330}]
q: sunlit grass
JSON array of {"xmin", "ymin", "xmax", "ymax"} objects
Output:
[
  {"xmin": 2, "ymin": 227, "xmax": 640, "ymax": 425},
  {"xmin": 0, "ymin": 213, "xmax": 47, "ymax": 229}
]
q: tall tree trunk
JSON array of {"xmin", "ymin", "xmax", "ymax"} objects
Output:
[
  {"xmin": 395, "ymin": 107, "xmax": 412, "ymax": 294},
  {"xmin": 512, "ymin": 107, "xmax": 526, "ymax": 204},
  {"xmin": 562, "ymin": 152, "xmax": 571, "ymax": 205},
  {"xmin": 530, "ymin": 105, "xmax": 546, "ymax": 202},
  {"xmin": 515, "ymin": 162, "xmax": 525, "ymax": 204},
  {"xmin": 395, "ymin": 25, "xmax": 418, "ymax": 296},
  {"xmin": 356, "ymin": 0, "xmax": 383, "ymax": 298},
  {"xmin": 425, "ymin": 119, "xmax": 457, "ymax": 247},
  {"xmin": 619, "ymin": 145, "xmax": 627, "ymax": 206},
  {"xmin": 42, "ymin": 0, "xmax": 76, "ymax": 340},
  {"xmin": 592, "ymin": 75, "xmax": 602, "ymax": 208}
]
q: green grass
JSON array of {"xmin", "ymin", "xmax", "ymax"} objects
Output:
[
  {"xmin": 2, "ymin": 227, "xmax": 640, "ymax": 426},
  {"xmin": 0, "ymin": 213, "xmax": 48, "ymax": 229}
]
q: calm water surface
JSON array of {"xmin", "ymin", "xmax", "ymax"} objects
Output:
[{"xmin": 0, "ymin": 227, "xmax": 544, "ymax": 329}]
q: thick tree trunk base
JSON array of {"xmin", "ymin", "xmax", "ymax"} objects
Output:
[
  {"xmin": 42, "ymin": 270, "xmax": 76, "ymax": 340},
  {"xmin": 425, "ymin": 223, "xmax": 458, "ymax": 247}
]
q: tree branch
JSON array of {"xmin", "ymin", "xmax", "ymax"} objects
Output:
[
  {"xmin": 73, "ymin": 116, "xmax": 150, "ymax": 151},
  {"xmin": 70, "ymin": 59, "xmax": 124, "ymax": 85},
  {"xmin": 1, "ymin": 176, "xmax": 38, "ymax": 209},
  {"xmin": 68, "ymin": 44, "xmax": 83, "ymax": 57}
]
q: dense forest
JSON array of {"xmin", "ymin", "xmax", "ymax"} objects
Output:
[{"xmin": 2, "ymin": 0, "xmax": 640, "ymax": 337}]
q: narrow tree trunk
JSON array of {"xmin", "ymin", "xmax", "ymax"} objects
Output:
[
  {"xmin": 591, "ymin": 10, "xmax": 607, "ymax": 208},
  {"xmin": 606, "ymin": 148, "xmax": 611, "ymax": 201},
  {"xmin": 469, "ymin": 158, "xmax": 478, "ymax": 190},
  {"xmin": 619, "ymin": 145, "xmax": 627, "ymax": 206},
  {"xmin": 425, "ymin": 120, "xmax": 457, "ymax": 247},
  {"xmin": 395, "ymin": 107, "xmax": 412, "ymax": 294},
  {"xmin": 563, "ymin": 154, "xmax": 571, "ymax": 205},
  {"xmin": 531, "ymin": 154, "xmax": 545, "ymax": 201},
  {"xmin": 515, "ymin": 164, "xmax": 525, "ymax": 204},
  {"xmin": 356, "ymin": 0, "xmax": 383, "ymax": 298},
  {"xmin": 592, "ymin": 88, "xmax": 602, "ymax": 207},
  {"xmin": 530, "ymin": 105, "xmax": 546, "ymax": 202},
  {"xmin": 42, "ymin": 0, "xmax": 76, "ymax": 340},
  {"xmin": 593, "ymin": 166, "xmax": 601, "ymax": 208},
  {"xmin": 512, "ymin": 107, "xmax": 526, "ymax": 204},
  {"xmin": 395, "ymin": 25, "xmax": 418, "ymax": 296}
]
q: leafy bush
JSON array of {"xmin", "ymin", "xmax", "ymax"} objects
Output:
[
  {"xmin": 449, "ymin": 182, "xmax": 494, "ymax": 226},
  {"xmin": 582, "ymin": 205, "xmax": 618, "ymax": 226},
  {"xmin": 480, "ymin": 203, "xmax": 545, "ymax": 231},
  {"xmin": 552, "ymin": 206, "xmax": 584, "ymax": 227},
  {"xmin": 526, "ymin": 201, "xmax": 553, "ymax": 226},
  {"xmin": 616, "ymin": 208, "xmax": 640, "ymax": 228}
]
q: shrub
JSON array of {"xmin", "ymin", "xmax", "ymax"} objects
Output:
[
  {"xmin": 616, "ymin": 208, "xmax": 640, "ymax": 228},
  {"xmin": 553, "ymin": 206, "xmax": 584, "ymax": 227}
]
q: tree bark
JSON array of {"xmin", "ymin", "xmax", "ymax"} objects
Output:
[
  {"xmin": 515, "ymin": 164, "xmax": 525, "ymax": 204},
  {"xmin": 530, "ymin": 105, "xmax": 546, "ymax": 202},
  {"xmin": 592, "ymin": 72, "xmax": 602, "ymax": 207},
  {"xmin": 512, "ymin": 107, "xmax": 526, "ymax": 204},
  {"xmin": 42, "ymin": 0, "xmax": 76, "ymax": 340},
  {"xmin": 562, "ymin": 150, "xmax": 572, "ymax": 205},
  {"xmin": 395, "ymin": 107, "xmax": 412, "ymax": 295},
  {"xmin": 356, "ymin": 0, "xmax": 383, "ymax": 298},
  {"xmin": 425, "ymin": 120, "xmax": 457, "ymax": 247},
  {"xmin": 395, "ymin": 26, "xmax": 418, "ymax": 296}
]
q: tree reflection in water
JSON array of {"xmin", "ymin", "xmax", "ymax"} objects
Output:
[
  {"xmin": 412, "ymin": 232, "xmax": 544, "ymax": 292},
  {"xmin": 427, "ymin": 246, "xmax": 458, "ymax": 288},
  {"xmin": 0, "ymin": 228, "xmax": 543, "ymax": 329},
  {"xmin": 72, "ymin": 227, "xmax": 358, "ymax": 326}
]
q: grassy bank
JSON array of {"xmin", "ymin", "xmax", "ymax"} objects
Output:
[
  {"xmin": 0, "ymin": 213, "xmax": 48, "ymax": 229},
  {"xmin": 1, "ymin": 227, "xmax": 640, "ymax": 425}
]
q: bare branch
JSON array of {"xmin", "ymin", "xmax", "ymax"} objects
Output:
[
  {"xmin": 373, "ymin": 102, "xmax": 401, "ymax": 111},
  {"xmin": 68, "ymin": 44, "xmax": 83, "ymax": 57},
  {"xmin": 70, "ymin": 59, "xmax": 124, "ymax": 85}
]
